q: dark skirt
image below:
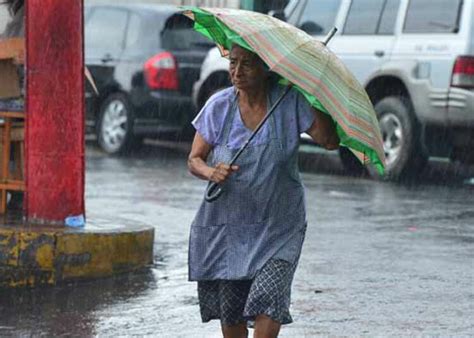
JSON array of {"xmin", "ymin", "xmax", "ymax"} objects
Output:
[{"xmin": 197, "ymin": 258, "xmax": 298, "ymax": 327}]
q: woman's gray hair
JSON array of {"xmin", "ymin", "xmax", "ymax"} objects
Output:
[
  {"xmin": 230, "ymin": 44, "xmax": 270, "ymax": 71},
  {"xmin": 230, "ymin": 44, "xmax": 282, "ymax": 83}
]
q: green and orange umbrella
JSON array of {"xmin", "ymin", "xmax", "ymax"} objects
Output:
[{"xmin": 184, "ymin": 7, "xmax": 385, "ymax": 178}]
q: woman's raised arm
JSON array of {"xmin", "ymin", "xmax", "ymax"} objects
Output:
[{"xmin": 305, "ymin": 108, "xmax": 340, "ymax": 150}]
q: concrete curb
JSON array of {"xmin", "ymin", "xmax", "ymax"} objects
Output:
[{"xmin": 0, "ymin": 222, "xmax": 154, "ymax": 288}]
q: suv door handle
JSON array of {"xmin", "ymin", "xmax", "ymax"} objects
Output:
[
  {"xmin": 101, "ymin": 53, "xmax": 114, "ymax": 63},
  {"xmin": 374, "ymin": 50, "xmax": 385, "ymax": 58}
]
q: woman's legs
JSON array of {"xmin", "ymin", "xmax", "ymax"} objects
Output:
[
  {"xmin": 221, "ymin": 314, "xmax": 281, "ymax": 338},
  {"xmin": 243, "ymin": 259, "xmax": 296, "ymax": 337},
  {"xmin": 198, "ymin": 280, "xmax": 252, "ymax": 338},
  {"xmin": 199, "ymin": 258, "xmax": 297, "ymax": 338},
  {"xmin": 221, "ymin": 315, "xmax": 280, "ymax": 338},
  {"xmin": 253, "ymin": 314, "xmax": 281, "ymax": 338},
  {"xmin": 221, "ymin": 322, "xmax": 248, "ymax": 338}
]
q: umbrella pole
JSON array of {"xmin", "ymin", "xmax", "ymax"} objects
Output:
[
  {"xmin": 323, "ymin": 27, "xmax": 338, "ymax": 46},
  {"xmin": 205, "ymin": 84, "xmax": 293, "ymax": 202}
]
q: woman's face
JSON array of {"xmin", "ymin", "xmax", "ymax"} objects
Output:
[{"xmin": 229, "ymin": 45, "xmax": 266, "ymax": 91}]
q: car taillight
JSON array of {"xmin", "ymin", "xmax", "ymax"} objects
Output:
[
  {"xmin": 144, "ymin": 52, "xmax": 179, "ymax": 90},
  {"xmin": 451, "ymin": 56, "xmax": 474, "ymax": 89}
]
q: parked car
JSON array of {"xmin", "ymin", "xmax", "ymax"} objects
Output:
[
  {"xmin": 84, "ymin": 3, "xmax": 213, "ymax": 154},
  {"xmin": 193, "ymin": 0, "xmax": 474, "ymax": 180}
]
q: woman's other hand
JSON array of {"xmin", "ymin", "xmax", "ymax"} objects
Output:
[
  {"xmin": 306, "ymin": 108, "xmax": 340, "ymax": 150},
  {"xmin": 209, "ymin": 163, "xmax": 239, "ymax": 184}
]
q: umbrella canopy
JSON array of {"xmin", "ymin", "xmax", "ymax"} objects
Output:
[{"xmin": 183, "ymin": 7, "xmax": 385, "ymax": 175}]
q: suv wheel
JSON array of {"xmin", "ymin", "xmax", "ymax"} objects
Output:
[
  {"xmin": 375, "ymin": 96, "xmax": 427, "ymax": 180},
  {"xmin": 97, "ymin": 93, "xmax": 138, "ymax": 154}
]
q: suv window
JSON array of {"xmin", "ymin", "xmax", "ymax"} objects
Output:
[
  {"xmin": 85, "ymin": 8, "xmax": 128, "ymax": 51},
  {"xmin": 344, "ymin": 0, "xmax": 400, "ymax": 35},
  {"xmin": 404, "ymin": 0, "xmax": 462, "ymax": 33},
  {"xmin": 378, "ymin": 0, "xmax": 401, "ymax": 35},
  {"xmin": 297, "ymin": 0, "xmax": 341, "ymax": 35},
  {"xmin": 344, "ymin": 0, "xmax": 385, "ymax": 35},
  {"xmin": 161, "ymin": 14, "xmax": 214, "ymax": 50}
]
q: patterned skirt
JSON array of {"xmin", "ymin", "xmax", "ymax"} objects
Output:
[{"xmin": 197, "ymin": 258, "xmax": 298, "ymax": 327}]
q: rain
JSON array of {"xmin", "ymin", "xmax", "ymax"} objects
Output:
[{"xmin": 1, "ymin": 0, "xmax": 473, "ymax": 337}]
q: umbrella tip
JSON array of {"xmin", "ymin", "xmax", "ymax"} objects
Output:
[{"xmin": 322, "ymin": 27, "xmax": 338, "ymax": 46}]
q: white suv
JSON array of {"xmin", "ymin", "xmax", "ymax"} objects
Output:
[{"xmin": 192, "ymin": 0, "xmax": 474, "ymax": 180}]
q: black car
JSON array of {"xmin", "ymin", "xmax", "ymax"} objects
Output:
[{"xmin": 84, "ymin": 3, "xmax": 213, "ymax": 154}]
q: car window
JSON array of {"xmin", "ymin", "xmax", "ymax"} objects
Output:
[
  {"xmin": 85, "ymin": 8, "xmax": 128, "ymax": 51},
  {"xmin": 297, "ymin": 0, "xmax": 341, "ymax": 35},
  {"xmin": 404, "ymin": 0, "xmax": 462, "ymax": 33},
  {"xmin": 378, "ymin": 0, "xmax": 401, "ymax": 35},
  {"xmin": 125, "ymin": 13, "xmax": 141, "ymax": 49},
  {"xmin": 161, "ymin": 14, "xmax": 214, "ymax": 50},
  {"xmin": 344, "ymin": 0, "xmax": 386, "ymax": 35}
]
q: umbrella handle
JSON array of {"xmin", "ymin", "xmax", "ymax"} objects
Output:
[{"xmin": 205, "ymin": 181, "xmax": 223, "ymax": 203}]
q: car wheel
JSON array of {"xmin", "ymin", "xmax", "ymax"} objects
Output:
[
  {"xmin": 97, "ymin": 93, "xmax": 137, "ymax": 155},
  {"xmin": 375, "ymin": 96, "xmax": 427, "ymax": 180}
]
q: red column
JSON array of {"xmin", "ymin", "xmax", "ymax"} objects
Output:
[{"xmin": 25, "ymin": 0, "xmax": 85, "ymax": 223}]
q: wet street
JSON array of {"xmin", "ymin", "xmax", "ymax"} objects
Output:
[{"xmin": 1, "ymin": 141, "xmax": 473, "ymax": 337}]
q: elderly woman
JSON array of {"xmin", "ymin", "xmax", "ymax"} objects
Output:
[{"xmin": 188, "ymin": 44, "xmax": 339, "ymax": 338}]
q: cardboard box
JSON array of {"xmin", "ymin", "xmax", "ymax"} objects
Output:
[{"xmin": 0, "ymin": 38, "xmax": 24, "ymax": 99}]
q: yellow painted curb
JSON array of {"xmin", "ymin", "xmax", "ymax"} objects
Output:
[{"xmin": 0, "ymin": 222, "xmax": 154, "ymax": 288}]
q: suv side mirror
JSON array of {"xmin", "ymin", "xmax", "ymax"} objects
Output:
[
  {"xmin": 299, "ymin": 21, "xmax": 324, "ymax": 35},
  {"xmin": 268, "ymin": 10, "xmax": 286, "ymax": 22}
]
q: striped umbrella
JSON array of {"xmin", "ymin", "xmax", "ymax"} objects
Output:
[{"xmin": 184, "ymin": 7, "xmax": 385, "ymax": 175}]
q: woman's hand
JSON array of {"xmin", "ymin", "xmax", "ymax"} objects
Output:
[
  {"xmin": 209, "ymin": 163, "xmax": 239, "ymax": 184},
  {"xmin": 188, "ymin": 132, "xmax": 239, "ymax": 182}
]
